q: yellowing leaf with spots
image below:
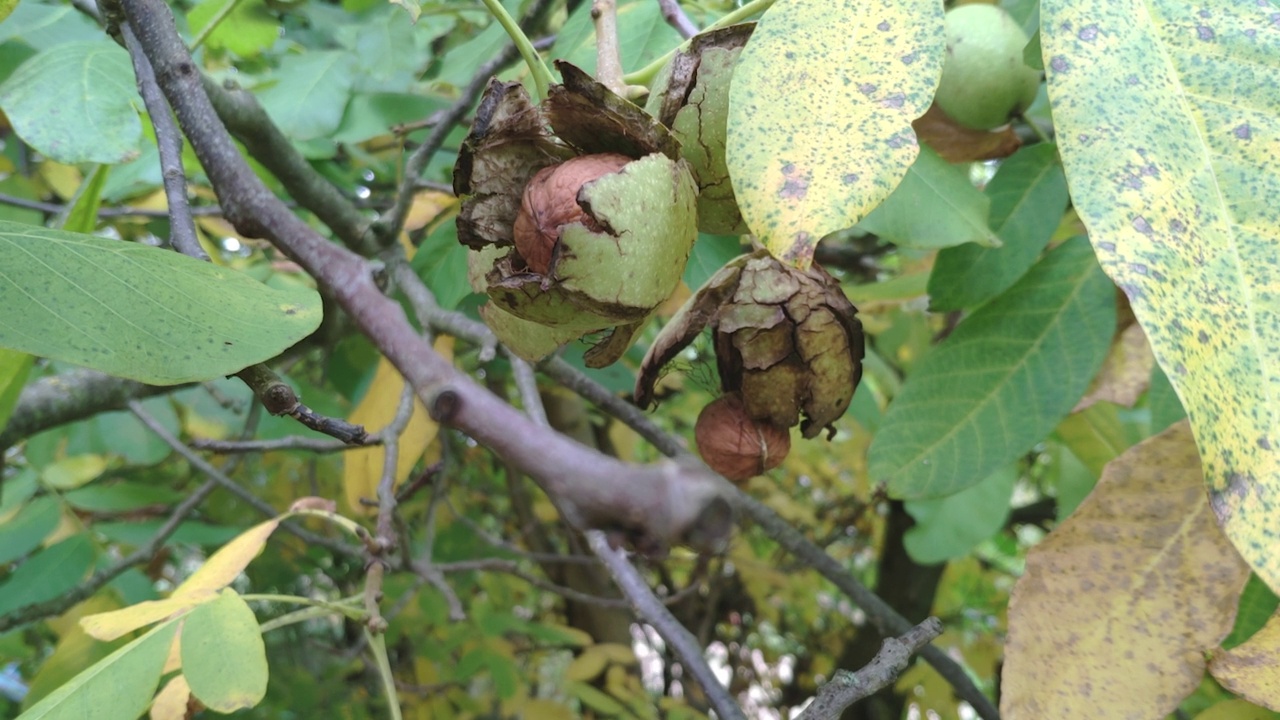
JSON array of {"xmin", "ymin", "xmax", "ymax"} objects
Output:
[
  {"xmin": 726, "ymin": 0, "xmax": 944, "ymax": 268},
  {"xmin": 343, "ymin": 338, "xmax": 452, "ymax": 514},
  {"xmin": 1041, "ymin": 0, "xmax": 1280, "ymax": 592},
  {"xmin": 1002, "ymin": 421, "xmax": 1250, "ymax": 719},
  {"xmin": 1211, "ymin": 613, "xmax": 1280, "ymax": 711}
]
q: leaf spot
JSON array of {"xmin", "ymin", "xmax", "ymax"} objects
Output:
[
  {"xmin": 1259, "ymin": 437, "xmax": 1272, "ymax": 451},
  {"xmin": 858, "ymin": 82, "xmax": 878, "ymax": 96},
  {"xmin": 1234, "ymin": 123, "xmax": 1252, "ymax": 140},
  {"xmin": 1198, "ymin": 329, "xmax": 1210, "ymax": 343},
  {"xmin": 842, "ymin": 173, "xmax": 859, "ymax": 185},
  {"xmin": 1131, "ymin": 216, "xmax": 1154, "ymax": 234},
  {"xmin": 1078, "ymin": 24, "xmax": 1100, "ymax": 41},
  {"xmin": 1196, "ymin": 25, "xmax": 1215, "ymax": 40},
  {"xmin": 881, "ymin": 93, "xmax": 906, "ymax": 109},
  {"xmin": 877, "ymin": 20, "xmax": 890, "ymax": 31},
  {"xmin": 1050, "ymin": 56, "xmax": 1069, "ymax": 73}
]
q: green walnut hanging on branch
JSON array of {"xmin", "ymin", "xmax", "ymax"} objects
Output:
[
  {"xmin": 635, "ymin": 250, "xmax": 865, "ymax": 482},
  {"xmin": 644, "ymin": 24, "xmax": 754, "ymax": 236},
  {"xmin": 453, "ymin": 61, "xmax": 698, "ymax": 367}
]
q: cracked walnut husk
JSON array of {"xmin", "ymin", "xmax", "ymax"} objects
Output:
[
  {"xmin": 635, "ymin": 250, "xmax": 864, "ymax": 439},
  {"xmin": 454, "ymin": 62, "xmax": 698, "ymax": 368}
]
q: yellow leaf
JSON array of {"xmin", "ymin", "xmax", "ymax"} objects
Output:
[
  {"xmin": 1210, "ymin": 613, "xmax": 1280, "ymax": 711},
  {"xmin": 174, "ymin": 518, "xmax": 283, "ymax": 598},
  {"xmin": 150, "ymin": 675, "xmax": 191, "ymax": 720},
  {"xmin": 1002, "ymin": 420, "xmax": 1251, "ymax": 718},
  {"xmin": 404, "ymin": 191, "xmax": 457, "ymax": 233},
  {"xmin": 1042, "ymin": 0, "xmax": 1280, "ymax": 593},
  {"xmin": 38, "ymin": 161, "xmax": 81, "ymax": 200},
  {"xmin": 342, "ymin": 338, "xmax": 452, "ymax": 514},
  {"xmin": 41, "ymin": 454, "xmax": 108, "ymax": 490},
  {"xmin": 81, "ymin": 594, "xmax": 213, "ymax": 642},
  {"xmin": 726, "ymin": 0, "xmax": 944, "ymax": 268},
  {"xmin": 515, "ymin": 699, "xmax": 574, "ymax": 720}
]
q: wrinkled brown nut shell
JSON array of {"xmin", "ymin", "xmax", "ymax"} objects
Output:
[
  {"xmin": 512, "ymin": 153, "xmax": 631, "ymax": 275},
  {"xmin": 695, "ymin": 394, "xmax": 791, "ymax": 483}
]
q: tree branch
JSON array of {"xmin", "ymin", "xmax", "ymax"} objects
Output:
[
  {"xmin": 116, "ymin": 0, "xmax": 731, "ymax": 556},
  {"xmin": 795, "ymin": 618, "xmax": 943, "ymax": 720},
  {"xmin": 586, "ymin": 530, "xmax": 746, "ymax": 720},
  {"xmin": 0, "ymin": 478, "xmax": 219, "ymax": 633},
  {"xmin": 656, "ymin": 0, "xmax": 698, "ymax": 39}
]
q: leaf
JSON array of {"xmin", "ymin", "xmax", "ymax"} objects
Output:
[
  {"xmin": 858, "ymin": 144, "xmax": 998, "ymax": 250},
  {"xmin": 412, "ymin": 217, "xmax": 470, "ymax": 312},
  {"xmin": 343, "ymin": 339, "xmax": 450, "ymax": 513},
  {"xmin": 257, "ymin": 51, "xmax": 356, "ymax": 141},
  {"xmin": 82, "ymin": 518, "xmax": 282, "ymax": 641},
  {"xmin": 0, "ymin": 535, "xmax": 96, "ymax": 617},
  {"xmin": 873, "ymin": 237, "xmax": 1116, "ymax": 499},
  {"xmin": 683, "ymin": 234, "xmax": 744, "ymax": 291},
  {"xmin": 1223, "ymin": 574, "xmax": 1280, "ymax": 651},
  {"xmin": 1212, "ymin": 612, "xmax": 1280, "ymax": 712},
  {"xmin": 551, "ymin": 0, "xmax": 682, "ymax": 77},
  {"xmin": 186, "ymin": 0, "xmax": 279, "ymax": 57},
  {"xmin": 0, "ymin": 346, "xmax": 33, "ymax": 436},
  {"xmin": 1002, "ymin": 421, "xmax": 1251, "ymax": 718},
  {"xmin": 0, "ymin": 41, "xmax": 142, "ymax": 164},
  {"xmin": 180, "ymin": 590, "xmax": 267, "ymax": 712},
  {"xmin": 1196, "ymin": 700, "xmax": 1280, "ymax": 720},
  {"xmin": 726, "ymin": 0, "xmax": 944, "ymax": 268},
  {"xmin": 0, "ymin": 495, "xmax": 60, "ymax": 565},
  {"xmin": 928, "ymin": 143, "xmax": 1070, "ymax": 311},
  {"xmin": 0, "ymin": 222, "xmax": 322, "ymax": 385},
  {"xmin": 60, "ymin": 165, "xmax": 108, "ymax": 235},
  {"xmin": 903, "ymin": 464, "xmax": 1017, "ymax": 564},
  {"xmin": 149, "ymin": 675, "xmax": 191, "ymax": 720},
  {"xmin": 15, "ymin": 618, "xmax": 178, "ymax": 720},
  {"xmin": 1041, "ymin": 0, "xmax": 1280, "ymax": 592},
  {"xmin": 1054, "ymin": 403, "xmax": 1135, "ymax": 478},
  {"xmin": 0, "ymin": 0, "xmax": 19, "ymax": 25},
  {"xmin": 1072, "ymin": 322, "xmax": 1155, "ymax": 411},
  {"xmin": 21, "ymin": 596, "xmax": 124, "ymax": 708},
  {"xmin": 41, "ymin": 455, "xmax": 108, "ymax": 490}
]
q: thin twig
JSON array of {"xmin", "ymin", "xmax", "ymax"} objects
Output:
[
  {"xmin": 121, "ymin": 20, "xmax": 206, "ymax": 259},
  {"xmin": 586, "ymin": 531, "xmax": 746, "ymax": 720},
  {"xmin": 795, "ymin": 618, "xmax": 943, "ymax": 720},
  {"xmin": 0, "ymin": 478, "xmax": 218, "ymax": 633},
  {"xmin": 190, "ymin": 435, "xmax": 375, "ymax": 453},
  {"xmin": 128, "ymin": 401, "xmax": 361, "ymax": 558},
  {"xmin": 656, "ymin": 0, "xmax": 698, "ymax": 39},
  {"xmin": 363, "ymin": 382, "xmax": 417, "ymax": 631},
  {"xmin": 0, "ymin": 191, "xmax": 224, "ymax": 219}
]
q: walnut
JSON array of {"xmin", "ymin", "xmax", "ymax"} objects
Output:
[
  {"xmin": 512, "ymin": 153, "xmax": 631, "ymax": 275},
  {"xmin": 695, "ymin": 393, "xmax": 791, "ymax": 483}
]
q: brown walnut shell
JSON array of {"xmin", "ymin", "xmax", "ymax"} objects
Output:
[
  {"xmin": 512, "ymin": 153, "xmax": 631, "ymax": 275},
  {"xmin": 695, "ymin": 393, "xmax": 791, "ymax": 483}
]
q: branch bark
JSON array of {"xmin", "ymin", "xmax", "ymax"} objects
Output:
[
  {"xmin": 796, "ymin": 618, "xmax": 943, "ymax": 720},
  {"xmin": 114, "ymin": 0, "xmax": 732, "ymax": 557}
]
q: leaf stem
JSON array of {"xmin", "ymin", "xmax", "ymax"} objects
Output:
[
  {"xmin": 478, "ymin": 0, "xmax": 554, "ymax": 100},
  {"xmin": 366, "ymin": 628, "xmax": 404, "ymax": 720},
  {"xmin": 189, "ymin": 0, "xmax": 246, "ymax": 51},
  {"xmin": 623, "ymin": 0, "xmax": 778, "ymax": 86}
]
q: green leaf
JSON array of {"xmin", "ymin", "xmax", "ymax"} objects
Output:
[
  {"xmin": 59, "ymin": 165, "xmax": 109, "ymax": 235},
  {"xmin": 0, "ymin": 41, "xmax": 142, "ymax": 164},
  {"xmin": 257, "ymin": 51, "xmax": 356, "ymax": 141},
  {"xmin": 683, "ymin": 234, "xmax": 744, "ymax": 290},
  {"xmin": 412, "ymin": 218, "xmax": 470, "ymax": 311},
  {"xmin": 1041, "ymin": 0, "xmax": 1280, "ymax": 591},
  {"xmin": 0, "ymin": 222, "xmax": 322, "ymax": 385},
  {"xmin": 904, "ymin": 464, "xmax": 1018, "ymax": 564},
  {"xmin": 858, "ymin": 144, "xmax": 998, "ymax": 250},
  {"xmin": 1054, "ymin": 403, "xmax": 1140, "ymax": 477},
  {"xmin": 1223, "ymin": 574, "xmax": 1280, "ymax": 650},
  {"xmin": 41, "ymin": 455, "xmax": 107, "ymax": 490},
  {"xmin": 726, "ymin": 0, "xmax": 944, "ymax": 268},
  {"xmin": 187, "ymin": 0, "xmax": 279, "ymax": 57},
  {"xmin": 181, "ymin": 589, "xmax": 268, "ymax": 712},
  {"xmin": 1046, "ymin": 442, "xmax": 1095, "ymax": 521},
  {"xmin": 928, "ymin": 143, "xmax": 1069, "ymax": 310},
  {"xmin": 0, "ymin": 0, "xmax": 20, "ymax": 27},
  {"xmin": 1148, "ymin": 363, "xmax": 1186, "ymax": 433},
  {"xmin": 0, "ymin": 534, "xmax": 96, "ymax": 617},
  {"xmin": 872, "ymin": 237, "xmax": 1116, "ymax": 499},
  {"xmin": 15, "ymin": 618, "xmax": 178, "ymax": 720},
  {"xmin": 332, "ymin": 92, "xmax": 446, "ymax": 144},
  {"xmin": 552, "ymin": 0, "xmax": 682, "ymax": 77},
  {"xmin": 63, "ymin": 482, "xmax": 184, "ymax": 513},
  {"xmin": 95, "ymin": 520, "xmax": 243, "ymax": 548},
  {"xmin": 0, "ymin": 346, "xmax": 32, "ymax": 431},
  {"xmin": 0, "ymin": 495, "xmax": 60, "ymax": 565}
]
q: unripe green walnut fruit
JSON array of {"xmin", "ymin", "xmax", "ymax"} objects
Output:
[{"xmin": 934, "ymin": 4, "xmax": 1040, "ymax": 130}]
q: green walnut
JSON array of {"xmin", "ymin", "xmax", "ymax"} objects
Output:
[
  {"xmin": 645, "ymin": 24, "xmax": 753, "ymax": 236},
  {"xmin": 635, "ymin": 250, "xmax": 865, "ymax": 439},
  {"xmin": 454, "ymin": 62, "xmax": 698, "ymax": 367},
  {"xmin": 934, "ymin": 4, "xmax": 1040, "ymax": 130}
]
